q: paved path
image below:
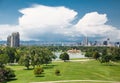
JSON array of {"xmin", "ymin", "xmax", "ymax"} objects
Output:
[
  {"xmin": 53, "ymin": 59, "xmax": 91, "ymax": 62},
  {"xmin": 31, "ymin": 80, "xmax": 120, "ymax": 83}
]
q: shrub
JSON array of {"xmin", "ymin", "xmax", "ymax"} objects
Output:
[
  {"xmin": 55, "ymin": 69, "xmax": 60, "ymax": 76},
  {"xmin": 4, "ymin": 68, "xmax": 16, "ymax": 80},
  {"xmin": 0, "ymin": 68, "xmax": 6, "ymax": 83},
  {"xmin": 59, "ymin": 52, "xmax": 69, "ymax": 62},
  {"xmin": 34, "ymin": 67, "xmax": 44, "ymax": 76},
  {"xmin": 0, "ymin": 67, "xmax": 15, "ymax": 83}
]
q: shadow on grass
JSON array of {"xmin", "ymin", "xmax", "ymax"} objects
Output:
[
  {"xmin": 100, "ymin": 63, "xmax": 119, "ymax": 66},
  {"xmin": 35, "ymin": 75, "xmax": 45, "ymax": 77},
  {"xmin": 43, "ymin": 64, "xmax": 57, "ymax": 69},
  {"xmin": 7, "ymin": 78, "xmax": 17, "ymax": 82},
  {"xmin": 23, "ymin": 68, "xmax": 34, "ymax": 70},
  {"xmin": 55, "ymin": 74, "xmax": 61, "ymax": 76}
]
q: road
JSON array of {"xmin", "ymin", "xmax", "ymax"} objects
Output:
[{"xmin": 31, "ymin": 80, "xmax": 120, "ymax": 83}]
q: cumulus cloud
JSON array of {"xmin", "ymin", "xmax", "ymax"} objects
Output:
[
  {"xmin": 75, "ymin": 12, "xmax": 120, "ymax": 41},
  {"xmin": 0, "ymin": 25, "xmax": 20, "ymax": 40},
  {"xmin": 0, "ymin": 5, "xmax": 120, "ymax": 41},
  {"xmin": 18, "ymin": 4, "xmax": 77, "ymax": 40},
  {"xmin": 19, "ymin": 5, "xmax": 77, "ymax": 28}
]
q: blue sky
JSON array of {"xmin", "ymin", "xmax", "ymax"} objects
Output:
[{"xmin": 0, "ymin": 0, "xmax": 120, "ymax": 41}]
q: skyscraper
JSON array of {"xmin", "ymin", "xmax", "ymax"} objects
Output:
[
  {"xmin": 83, "ymin": 36, "xmax": 88, "ymax": 46},
  {"xmin": 7, "ymin": 35, "xmax": 11, "ymax": 46},
  {"xmin": 7, "ymin": 32, "xmax": 20, "ymax": 47}
]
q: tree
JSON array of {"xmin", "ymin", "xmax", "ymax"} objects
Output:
[
  {"xmin": 100, "ymin": 55, "xmax": 112, "ymax": 63},
  {"xmin": 14, "ymin": 49, "xmax": 23, "ymax": 63},
  {"xmin": 24, "ymin": 55, "xmax": 30, "ymax": 69},
  {"xmin": 109, "ymin": 47, "xmax": 120, "ymax": 61},
  {"xmin": 59, "ymin": 52, "xmax": 69, "ymax": 62},
  {"xmin": 93, "ymin": 51, "xmax": 100, "ymax": 60},
  {"xmin": 85, "ymin": 52, "xmax": 93, "ymax": 58},
  {"xmin": 18, "ymin": 56, "xmax": 24, "ymax": 66},
  {"xmin": 30, "ymin": 48, "xmax": 54, "ymax": 67},
  {"xmin": 30, "ymin": 49, "xmax": 36, "ymax": 68},
  {"xmin": 41, "ymin": 49, "xmax": 54, "ymax": 65},
  {"xmin": 5, "ymin": 47, "xmax": 16, "ymax": 63},
  {"xmin": 18, "ymin": 54, "xmax": 30, "ymax": 69},
  {"xmin": 0, "ymin": 54, "xmax": 9, "ymax": 67}
]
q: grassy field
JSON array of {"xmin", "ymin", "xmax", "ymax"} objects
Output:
[{"xmin": 7, "ymin": 60, "xmax": 120, "ymax": 83}]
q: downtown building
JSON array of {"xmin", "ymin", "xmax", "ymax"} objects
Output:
[{"xmin": 7, "ymin": 32, "xmax": 20, "ymax": 47}]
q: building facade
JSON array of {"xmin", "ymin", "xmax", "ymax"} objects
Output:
[
  {"xmin": 7, "ymin": 35, "xmax": 11, "ymax": 46},
  {"xmin": 7, "ymin": 32, "xmax": 20, "ymax": 47}
]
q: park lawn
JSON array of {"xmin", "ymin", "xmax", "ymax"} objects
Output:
[{"xmin": 7, "ymin": 60, "xmax": 120, "ymax": 83}]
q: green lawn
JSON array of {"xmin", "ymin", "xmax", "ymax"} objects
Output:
[{"xmin": 7, "ymin": 60, "xmax": 120, "ymax": 83}]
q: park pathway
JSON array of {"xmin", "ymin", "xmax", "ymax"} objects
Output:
[
  {"xmin": 53, "ymin": 59, "xmax": 91, "ymax": 62},
  {"xmin": 31, "ymin": 80, "xmax": 120, "ymax": 83}
]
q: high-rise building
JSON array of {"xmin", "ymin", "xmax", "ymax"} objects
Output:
[
  {"xmin": 7, "ymin": 35, "xmax": 11, "ymax": 46},
  {"xmin": 7, "ymin": 32, "xmax": 20, "ymax": 47},
  {"xmin": 84, "ymin": 36, "xmax": 88, "ymax": 46}
]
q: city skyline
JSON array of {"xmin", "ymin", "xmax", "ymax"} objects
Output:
[{"xmin": 0, "ymin": 0, "xmax": 120, "ymax": 42}]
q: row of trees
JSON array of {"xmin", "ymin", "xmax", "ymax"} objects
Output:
[
  {"xmin": 19, "ymin": 48, "xmax": 56, "ymax": 69},
  {"xmin": 85, "ymin": 47, "xmax": 120, "ymax": 63},
  {"xmin": 0, "ymin": 46, "xmax": 71, "ymax": 69},
  {"xmin": 0, "ymin": 46, "xmax": 120, "ymax": 65}
]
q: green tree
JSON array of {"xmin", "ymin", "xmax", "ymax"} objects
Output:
[
  {"xmin": 18, "ymin": 54, "xmax": 30, "ymax": 69},
  {"xmin": 85, "ymin": 52, "xmax": 93, "ymax": 58},
  {"xmin": 109, "ymin": 47, "xmax": 120, "ymax": 61},
  {"xmin": 14, "ymin": 49, "xmax": 23, "ymax": 63},
  {"xmin": 0, "ymin": 54, "xmax": 9, "ymax": 67},
  {"xmin": 59, "ymin": 52, "xmax": 69, "ymax": 62},
  {"xmin": 93, "ymin": 51, "xmax": 100, "ymax": 60},
  {"xmin": 5, "ymin": 47, "xmax": 16, "ymax": 63},
  {"xmin": 24, "ymin": 55, "xmax": 30, "ymax": 69},
  {"xmin": 30, "ymin": 48, "xmax": 54, "ymax": 67},
  {"xmin": 100, "ymin": 55, "xmax": 112, "ymax": 63}
]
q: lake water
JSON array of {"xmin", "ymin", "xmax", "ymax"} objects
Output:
[{"xmin": 53, "ymin": 52, "xmax": 85, "ymax": 60}]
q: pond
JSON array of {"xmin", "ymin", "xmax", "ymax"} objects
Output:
[{"xmin": 53, "ymin": 52, "xmax": 85, "ymax": 60}]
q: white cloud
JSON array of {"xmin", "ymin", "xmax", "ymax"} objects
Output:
[
  {"xmin": 76, "ymin": 12, "xmax": 107, "ymax": 26},
  {"xmin": 75, "ymin": 12, "xmax": 120, "ymax": 41},
  {"xmin": 0, "ymin": 25, "xmax": 20, "ymax": 40},
  {"xmin": 18, "ymin": 4, "xmax": 77, "ymax": 40},
  {"xmin": 19, "ymin": 5, "xmax": 77, "ymax": 28},
  {"xmin": 0, "ymin": 5, "xmax": 120, "ymax": 41}
]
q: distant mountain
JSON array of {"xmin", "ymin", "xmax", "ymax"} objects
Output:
[
  {"xmin": 0, "ymin": 41, "xmax": 6, "ymax": 45},
  {"xmin": 0, "ymin": 41, "xmax": 80, "ymax": 46}
]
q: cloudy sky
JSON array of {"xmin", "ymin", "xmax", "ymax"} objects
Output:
[{"xmin": 0, "ymin": 0, "xmax": 120, "ymax": 42}]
